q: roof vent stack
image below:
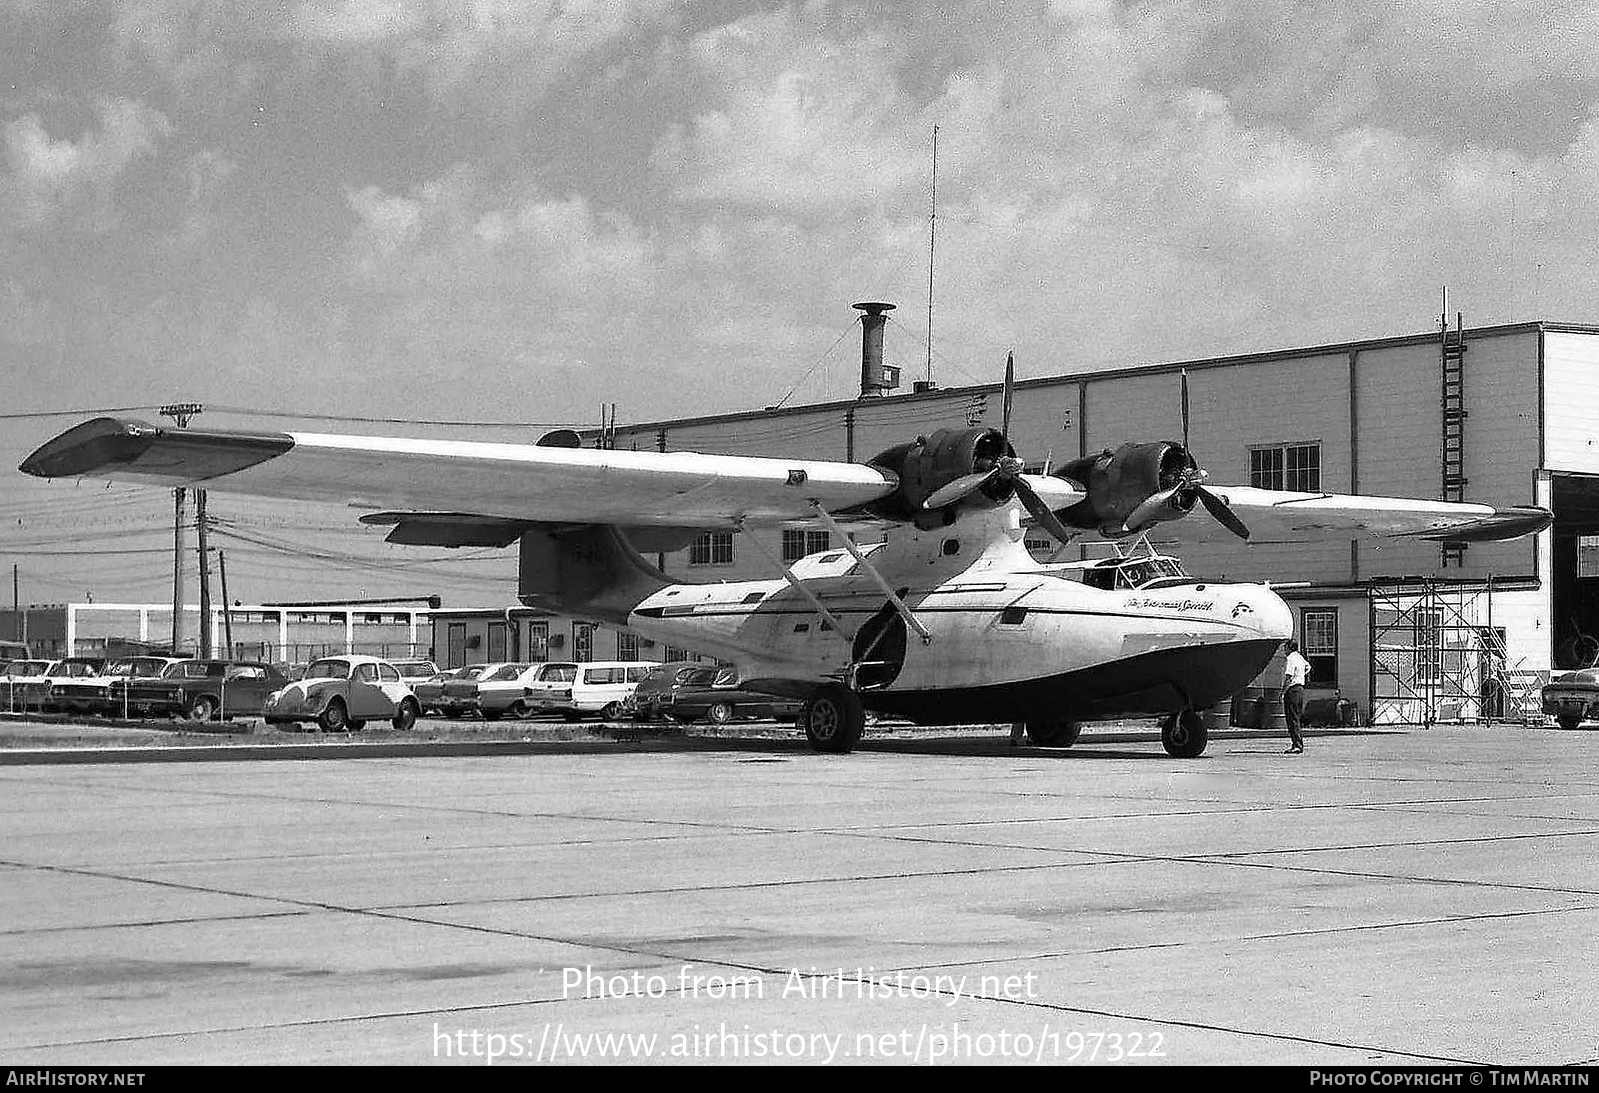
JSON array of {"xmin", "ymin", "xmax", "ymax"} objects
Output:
[{"xmin": 853, "ymin": 301, "xmax": 899, "ymax": 399}]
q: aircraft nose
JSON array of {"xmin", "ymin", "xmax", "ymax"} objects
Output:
[{"xmin": 1231, "ymin": 585, "xmax": 1293, "ymax": 640}]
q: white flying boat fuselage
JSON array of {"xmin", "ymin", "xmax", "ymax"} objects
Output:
[{"xmin": 623, "ymin": 505, "xmax": 1292, "ymax": 725}]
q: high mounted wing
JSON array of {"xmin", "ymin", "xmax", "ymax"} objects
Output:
[
  {"xmin": 1146, "ymin": 483, "xmax": 1551, "ymax": 544},
  {"xmin": 17, "ymin": 417, "xmax": 901, "ymax": 534}
]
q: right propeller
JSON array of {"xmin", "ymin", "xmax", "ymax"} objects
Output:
[{"xmin": 1121, "ymin": 369, "xmax": 1252, "ymax": 540}]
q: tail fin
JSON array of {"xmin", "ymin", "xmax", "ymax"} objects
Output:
[{"xmin": 517, "ymin": 524, "xmax": 675, "ymax": 625}]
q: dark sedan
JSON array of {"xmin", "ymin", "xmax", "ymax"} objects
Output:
[
  {"xmin": 627, "ymin": 662, "xmax": 709, "ymax": 722},
  {"xmin": 667, "ymin": 666, "xmax": 802, "ymax": 725},
  {"xmin": 413, "ymin": 668, "xmax": 465, "ymax": 716},
  {"xmin": 117, "ymin": 660, "xmax": 289, "ymax": 721}
]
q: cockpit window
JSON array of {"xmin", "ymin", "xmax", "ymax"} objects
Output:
[{"xmin": 1059, "ymin": 556, "xmax": 1191, "ymax": 590}]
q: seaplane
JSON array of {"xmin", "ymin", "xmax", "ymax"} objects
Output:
[{"xmin": 19, "ymin": 361, "xmax": 1550, "ymax": 758}]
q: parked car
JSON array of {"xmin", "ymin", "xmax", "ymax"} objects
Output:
[
  {"xmin": 19, "ymin": 658, "xmax": 104, "ymax": 712},
  {"xmin": 475, "ymin": 662, "xmax": 580, "ymax": 719},
  {"xmin": 520, "ymin": 662, "xmax": 579, "ymax": 713},
  {"xmin": 1543, "ymin": 669, "xmax": 1599, "ymax": 730},
  {"xmin": 434, "ymin": 663, "xmax": 497, "ymax": 718},
  {"xmin": 413, "ymin": 668, "xmax": 465, "ymax": 716},
  {"xmin": 627, "ymin": 662, "xmax": 713, "ymax": 721},
  {"xmin": 669, "ymin": 666, "xmax": 803, "ymax": 725},
  {"xmin": 540, "ymin": 661, "xmax": 660, "ymax": 721},
  {"xmin": 51, "ymin": 656, "xmax": 185, "ymax": 716},
  {"xmin": 442, "ymin": 661, "xmax": 522, "ymax": 719},
  {"xmin": 263, "ymin": 654, "xmax": 421, "ymax": 732},
  {"xmin": 120, "ymin": 659, "xmax": 290, "ymax": 721},
  {"xmin": 0, "ymin": 660, "xmax": 57, "ymax": 712}
]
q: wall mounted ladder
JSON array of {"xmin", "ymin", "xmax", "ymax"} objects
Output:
[{"xmin": 1441, "ymin": 310, "xmax": 1468, "ymax": 567}]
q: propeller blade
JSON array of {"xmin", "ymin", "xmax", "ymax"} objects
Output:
[
  {"xmin": 923, "ymin": 468, "xmax": 999, "ymax": 510},
  {"xmin": 1001, "ymin": 351, "xmax": 1015, "ymax": 439},
  {"xmin": 1180, "ymin": 368, "xmax": 1190, "ymax": 451},
  {"xmin": 1124, "ymin": 485, "xmax": 1182, "ymax": 533},
  {"xmin": 1014, "ymin": 478, "xmax": 1077, "ymax": 545},
  {"xmin": 1198, "ymin": 485, "xmax": 1252, "ymax": 540}
]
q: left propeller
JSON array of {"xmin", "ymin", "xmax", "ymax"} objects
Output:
[{"xmin": 921, "ymin": 352, "xmax": 1079, "ymax": 544}]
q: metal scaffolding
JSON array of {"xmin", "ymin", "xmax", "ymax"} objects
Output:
[{"xmin": 1368, "ymin": 577, "xmax": 1545, "ymax": 726}]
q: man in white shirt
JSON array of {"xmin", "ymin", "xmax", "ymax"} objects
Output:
[{"xmin": 1282, "ymin": 639, "xmax": 1311, "ymax": 754}]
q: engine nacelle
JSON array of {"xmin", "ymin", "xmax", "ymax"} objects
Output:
[
  {"xmin": 861, "ymin": 428, "xmax": 1017, "ymax": 526},
  {"xmin": 1053, "ymin": 441, "xmax": 1200, "ymax": 536}
]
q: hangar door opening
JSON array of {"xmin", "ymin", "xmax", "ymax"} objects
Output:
[{"xmin": 1550, "ymin": 473, "xmax": 1599, "ymax": 670}]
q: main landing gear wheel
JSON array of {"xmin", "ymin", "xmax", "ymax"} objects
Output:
[
  {"xmin": 1559, "ymin": 714, "xmax": 1583, "ymax": 731},
  {"xmin": 1161, "ymin": 709, "xmax": 1207, "ymax": 758},
  {"xmin": 802, "ymin": 685, "xmax": 865, "ymax": 753},
  {"xmin": 1026, "ymin": 719, "xmax": 1082, "ymax": 748}
]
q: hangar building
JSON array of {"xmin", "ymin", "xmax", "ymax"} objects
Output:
[{"xmin": 434, "ymin": 316, "xmax": 1597, "ymax": 726}]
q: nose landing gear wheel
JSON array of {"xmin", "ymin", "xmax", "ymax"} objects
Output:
[
  {"xmin": 801, "ymin": 685, "xmax": 865, "ymax": 753},
  {"xmin": 1161, "ymin": 709, "xmax": 1207, "ymax": 758}
]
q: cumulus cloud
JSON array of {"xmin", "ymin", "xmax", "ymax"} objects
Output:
[
  {"xmin": 89, "ymin": 0, "xmax": 685, "ymax": 108},
  {"xmin": 0, "ymin": 98, "xmax": 172, "ymax": 233},
  {"xmin": 650, "ymin": 6, "xmax": 927, "ymax": 213}
]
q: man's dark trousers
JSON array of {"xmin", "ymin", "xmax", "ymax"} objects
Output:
[{"xmin": 1283, "ymin": 684, "xmax": 1305, "ymax": 750}]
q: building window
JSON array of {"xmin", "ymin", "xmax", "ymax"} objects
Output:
[
  {"xmin": 617, "ymin": 630, "xmax": 640, "ymax": 661},
  {"xmin": 781, "ymin": 529, "xmax": 831, "ymax": 562},
  {"xmin": 690, "ymin": 531, "xmax": 735, "ymax": 566},
  {"xmin": 1301, "ymin": 608, "xmax": 1338, "ymax": 687},
  {"xmin": 574, "ymin": 623, "xmax": 594, "ymax": 662},
  {"xmin": 1579, "ymin": 535, "xmax": 1599, "ymax": 578},
  {"xmin": 527, "ymin": 621, "xmax": 549, "ymax": 663},
  {"xmin": 447, "ymin": 623, "xmax": 466, "ymax": 668},
  {"xmin": 487, "ymin": 622, "xmax": 506, "ymax": 662},
  {"xmin": 1251, "ymin": 442, "xmax": 1321, "ymax": 492}
]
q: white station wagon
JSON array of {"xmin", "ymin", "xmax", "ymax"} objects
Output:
[{"xmin": 541, "ymin": 661, "xmax": 661, "ymax": 721}]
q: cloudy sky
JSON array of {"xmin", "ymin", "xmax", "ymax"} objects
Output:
[{"xmin": 2, "ymin": 0, "xmax": 1597, "ymax": 611}]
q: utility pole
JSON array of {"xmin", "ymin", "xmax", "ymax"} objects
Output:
[
  {"xmin": 926, "ymin": 123, "xmax": 938, "ymax": 387},
  {"xmin": 11, "ymin": 564, "xmax": 18, "ymax": 645},
  {"xmin": 160, "ymin": 403, "xmax": 202, "ymax": 654},
  {"xmin": 218, "ymin": 549, "xmax": 233, "ymax": 657},
  {"xmin": 171, "ymin": 489, "xmax": 186, "ymax": 651},
  {"xmin": 196, "ymin": 488, "xmax": 212, "ymax": 658}
]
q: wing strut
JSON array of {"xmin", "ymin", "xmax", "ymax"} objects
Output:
[
  {"xmin": 740, "ymin": 520, "xmax": 856, "ymax": 643},
  {"xmin": 809, "ymin": 503, "xmax": 933, "ymax": 645}
]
